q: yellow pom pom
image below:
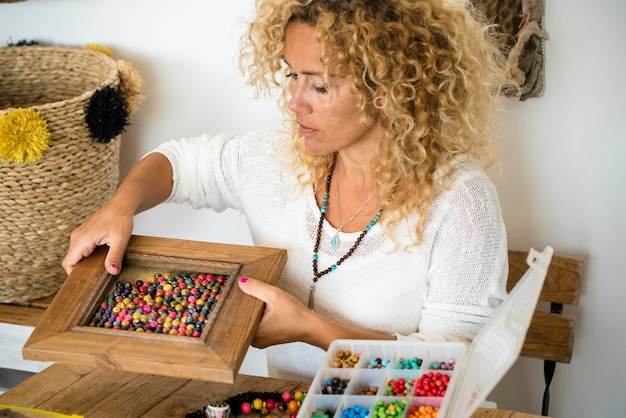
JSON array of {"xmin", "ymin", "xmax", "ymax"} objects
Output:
[
  {"xmin": 85, "ymin": 43, "xmax": 112, "ymax": 57},
  {"xmin": 117, "ymin": 60, "xmax": 145, "ymax": 114},
  {"xmin": 0, "ymin": 108, "xmax": 51, "ymax": 164}
]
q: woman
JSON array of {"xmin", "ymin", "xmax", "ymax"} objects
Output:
[{"xmin": 63, "ymin": 0, "xmax": 512, "ymax": 382}]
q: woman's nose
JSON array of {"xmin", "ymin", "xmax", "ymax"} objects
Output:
[{"xmin": 287, "ymin": 83, "xmax": 311, "ymax": 114}]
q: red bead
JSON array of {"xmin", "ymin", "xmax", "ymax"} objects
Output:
[
  {"xmin": 266, "ymin": 399, "xmax": 276, "ymax": 410},
  {"xmin": 240, "ymin": 402, "xmax": 252, "ymax": 415},
  {"xmin": 282, "ymin": 391, "xmax": 292, "ymax": 403}
]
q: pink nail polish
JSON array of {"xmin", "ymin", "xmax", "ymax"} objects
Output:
[
  {"xmin": 239, "ymin": 277, "xmax": 248, "ymax": 283},
  {"xmin": 111, "ymin": 263, "xmax": 120, "ymax": 272}
]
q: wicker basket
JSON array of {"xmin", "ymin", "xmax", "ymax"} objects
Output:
[{"xmin": 0, "ymin": 46, "xmax": 138, "ymax": 303}]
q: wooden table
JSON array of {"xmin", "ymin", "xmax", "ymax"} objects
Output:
[{"xmin": 0, "ymin": 364, "xmax": 547, "ymax": 418}]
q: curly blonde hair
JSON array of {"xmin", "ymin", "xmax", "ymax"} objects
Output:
[{"xmin": 240, "ymin": 0, "xmax": 512, "ymax": 244}]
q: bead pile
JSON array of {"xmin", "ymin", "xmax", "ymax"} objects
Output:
[
  {"xmin": 408, "ymin": 405, "xmax": 440, "ymax": 418},
  {"xmin": 332, "ymin": 349, "xmax": 361, "ymax": 368},
  {"xmin": 385, "ymin": 377, "xmax": 412, "ymax": 396},
  {"xmin": 186, "ymin": 391, "xmax": 306, "ymax": 418},
  {"xmin": 356, "ymin": 385, "xmax": 378, "ymax": 395},
  {"xmin": 341, "ymin": 405, "xmax": 368, "ymax": 418},
  {"xmin": 373, "ymin": 398, "xmax": 408, "ymax": 417},
  {"xmin": 412, "ymin": 372, "xmax": 450, "ymax": 397},
  {"xmin": 367, "ymin": 358, "xmax": 390, "ymax": 369},
  {"xmin": 395, "ymin": 357, "xmax": 455, "ymax": 371},
  {"xmin": 396, "ymin": 357, "xmax": 423, "ymax": 370},
  {"xmin": 322, "ymin": 376, "xmax": 350, "ymax": 394},
  {"xmin": 428, "ymin": 359, "xmax": 455, "ymax": 370},
  {"xmin": 311, "ymin": 408, "xmax": 335, "ymax": 418},
  {"xmin": 89, "ymin": 272, "xmax": 227, "ymax": 337}
]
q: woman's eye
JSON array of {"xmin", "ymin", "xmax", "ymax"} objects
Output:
[
  {"xmin": 285, "ymin": 70, "xmax": 328, "ymax": 94},
  {"xmin": 312, "ymin": 84, "xmax": 328, "ymax": 94}
]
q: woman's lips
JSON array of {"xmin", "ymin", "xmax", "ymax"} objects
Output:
[{"xmin": 298, "ymin": 124, "xmax": 317, "ymax": 136}]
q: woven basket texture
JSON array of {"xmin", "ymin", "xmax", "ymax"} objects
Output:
[{"xmin": 0, "ymin": 46, "xmax": 122, "ymax": 303}]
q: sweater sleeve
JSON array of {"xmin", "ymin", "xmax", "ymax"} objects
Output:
[
  {"xmin": 149, "ymin": 131, "xmax": 243, "ymax": 212},
  {"xmin": 396, "ymin": 170, "xmax": 509, "ymax": 344}
]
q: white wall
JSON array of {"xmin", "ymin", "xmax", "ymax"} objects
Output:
[{"xmin": 1, "ymin": 1, "xmax": 624, "ymax": 416}]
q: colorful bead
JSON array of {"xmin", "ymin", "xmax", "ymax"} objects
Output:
[
  {"xmin": 323, "ymin": 377, "xmax": 350, "ymax": 394},
  {"xmin": 408, "ymin": 405, "xmax": 440, "ymax": 418},
  {"xmin": 357, "ymin": 385, "xmax": 378, "ymax": 395},
  {"xmin": 312, "ymin": 409, "xmax": 335, "ymax": 418},
  {"xmin": 341, "ymin": 405, "xmax": 369, "ymax": 418},
  {"xmin": 187, "ymin": 391, "xmax": 307, "ymax": 417},
  {"xmin": 373, "ymin": 398, "xmax": 408, "ymax": 418},
  {"xmin": 252, "ymin": 398, "xmax": 263, "ymax": 410},
  {"xmin": 412, "ymin": 372, "xmax": 450, "ymax": 397},
  {"xmin": 287, "ymin": 400, "xmax": 300, "ymax": 413},
  {"xmin": 240, "ymin": 402, "xmax": 252, "ymax": 415},
  {"xmin": 396, "ymin": 356, "xmax": 423, "ymax": 370},
  {"xmin": 90, "ymin": 272, "xmax": 227, "ymax": 337},
  {"xmin": 332, "ymin": 349, "xmax": 361, "ymax": 368},
  {"xmin": 368, "ymin": 358, "xmax": 390, "ymax": 369},
  {"xmin": 386, "ymin": 377, "xmax": 412, "ymax": 396},
  {"xmin": 430, "ymin": 358, "xmax": 455, "ymax": 370}
]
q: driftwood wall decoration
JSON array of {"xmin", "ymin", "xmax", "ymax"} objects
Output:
[{"xmin": 473, "ymin": 0, "xmax": 549, "ymax": 100}]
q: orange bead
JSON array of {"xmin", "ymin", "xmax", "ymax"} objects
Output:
[{"xmin": 287, "ymin": 400, "xmax": 299, "ymax": 413}]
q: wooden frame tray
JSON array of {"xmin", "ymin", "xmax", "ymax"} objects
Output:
[{"xmin": 23, "ymin": 235, "xmax": 287, "ymax": 383}]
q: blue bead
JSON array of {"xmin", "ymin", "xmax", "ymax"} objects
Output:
[
  {"xmin": 321, "ymin": 208, "xmax": 327, "ymax": 213},
  {"xmin": 323, "ymin": 193, "xmax": 329, "ymax": 199},
  {"xmin": 331, "ymin": 264, "xmax": 337, "ymax": 270},
  {"xmin": 312, "ymin": 254, "xmax": 318, "ymax": 260}
]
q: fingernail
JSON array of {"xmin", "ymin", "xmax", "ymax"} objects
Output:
[
  {"xmin": 239, "ymin": 277, "xmax": 248, "ymax": 283},
  {"xmin": 111, "ymin": 263, "xmax": 120, "ymax": 272}
]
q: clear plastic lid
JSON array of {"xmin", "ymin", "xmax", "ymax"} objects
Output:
[{"xmin": 439, "ymin": 246, "xmax": 553, "ymax": 418}]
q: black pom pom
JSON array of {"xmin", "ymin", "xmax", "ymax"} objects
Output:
[
  {"xmin": 86, "ymin": 86, "xmax": 130, "ymax": 143},
  {"xmin": 7, "ymin": 39, "xmax": 40, "ymax": 47}
]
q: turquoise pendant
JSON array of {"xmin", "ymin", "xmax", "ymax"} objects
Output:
[{"xmin": 331, "ymin": 234, "xmax": 338, "ymax": 247}]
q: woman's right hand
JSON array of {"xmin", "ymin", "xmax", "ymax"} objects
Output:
[
  {"xmin": 62, "ymin": 152, "xmax": 174, "ymax": 277},
  {"xmin": 61, "ymin": 199, "xmax": 134, "ymax": 276}
]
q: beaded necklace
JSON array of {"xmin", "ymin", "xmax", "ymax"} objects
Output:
[{"xmin": 309, "ymin": 154, "xmax": 382, "ymax": 310}]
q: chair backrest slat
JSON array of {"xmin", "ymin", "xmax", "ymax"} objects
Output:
[{"xmin": 507, "ymin": 250, "xmax": 583, "ymax": 364}]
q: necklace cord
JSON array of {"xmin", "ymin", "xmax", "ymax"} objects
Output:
[{"xmin": 332, "ymin": 158, "xmax": 376, "ymax": 247}]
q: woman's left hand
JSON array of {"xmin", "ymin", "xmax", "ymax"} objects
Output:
[
  {"xmin": 238, "ymin": 276, "xmax": 396, "ymax": 349},
  {"xmin": 237, "ymin": 276, "xmax": 315, "ymax": 349}
]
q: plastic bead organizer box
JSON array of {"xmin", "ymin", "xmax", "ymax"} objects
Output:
[{"xmin": 297, "ymin": 246, "xmax": 554, "ymax": 418}]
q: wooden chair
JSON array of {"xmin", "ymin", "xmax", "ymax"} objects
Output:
[{"xmin": 507, "ymin": 250, "xmax": 583, "ymax": 416}]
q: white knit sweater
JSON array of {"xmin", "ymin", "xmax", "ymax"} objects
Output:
[{"xmin": 154, "ymin": 127, "xmax": 508, "ymax": 382}]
